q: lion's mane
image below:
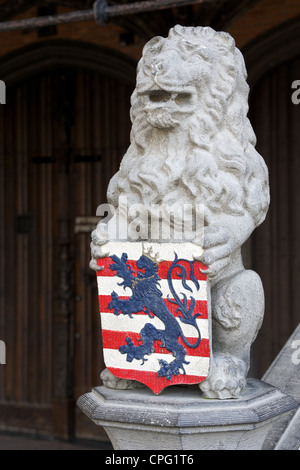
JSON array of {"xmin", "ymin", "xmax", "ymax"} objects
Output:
[{"xmin": 107, "ymin": 25, "xmax": 269, "ymax": 228}]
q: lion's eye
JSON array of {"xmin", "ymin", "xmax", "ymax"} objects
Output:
[
  {"xmin": 149, "ymin": 90, "xmax": 171, "ymax": 103},
  {"xmin": 175, "ymin": 93, "xmax": 192, "ymax": 106}
]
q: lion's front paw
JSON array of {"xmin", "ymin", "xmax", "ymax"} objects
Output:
[
  {"xmin": 89, "ymin": 224, "xmax": 110, "ymax": 271},
  {"xmin": 193, "ymin": 226, "xmax": 234, "ymax": 279},
  {"xmin": 199, "ymin": 354, "xmax": 247, "ymax": 399},
  {"xmin": 92, "ymin": 223, "xmax": 109, "ymax": 246},
  {"xmin": 108, "ymin": 291, "xmax": 121, "ymax": 315}
]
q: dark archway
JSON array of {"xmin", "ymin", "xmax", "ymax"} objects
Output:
[{"xmin": 0, "ymin": 39, "xmax": 137, "ymax": 86}]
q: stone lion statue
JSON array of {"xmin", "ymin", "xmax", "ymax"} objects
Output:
[{"xmin": 91, "ymin": 25, "xmax": 270, "ymax": 399}]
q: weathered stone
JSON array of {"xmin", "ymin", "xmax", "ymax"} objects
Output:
[
  {"xmin": 261, "ymin": 324, "xmax": 300, "ymax": 449},
  {"xmin": 77, "ymin": 378, "xmax": 297, "ymax": 450},
  {"xmin": 263, "ymin": 323, "xmax": 300, "ymax": 403},
  {"xmin": 275, "ymin": 407, "xmax": 300, "ymax": 450}
]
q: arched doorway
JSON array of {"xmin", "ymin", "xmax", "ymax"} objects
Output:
[
  {"xmin": 0, "ymin": 41, "xmax": 135, "ymax": 441},
  {"xmin": 244, "ymin": 17, "xmax": 300, "ymax": 377}
]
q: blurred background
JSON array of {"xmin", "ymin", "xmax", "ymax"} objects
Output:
[{"xmin": 0, "ymin": 0, "xmax": 299, "ymax": 447}]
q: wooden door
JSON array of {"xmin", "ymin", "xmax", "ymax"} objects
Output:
[
  {"xmin": 0, "ymin": 73, "xmax": 57, "ymax": 435},
  {"xmin": 0, "ymin": 67, "xmax": 132, "ymax": 440},
  {"xmin": 250, "ymin": 55, "xmax": 300, "ymax": 377},
  {"xmin": 71, "ymin": 70, "xmax": 132, "ymax": 439}
]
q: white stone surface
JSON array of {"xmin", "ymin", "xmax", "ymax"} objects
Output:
[
  {"xmin": 261, "ymin": 324, "xmax": 300, "ymax": 449},
  {"xmin": 275, "ymin": 407, "xmax": 300, "ymax": 450},
  {"xmin": 263, "ymin": 323, "xmax": 300, "ymax": 403}
]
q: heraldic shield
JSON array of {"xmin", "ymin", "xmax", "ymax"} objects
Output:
[{"xmin": 96, "ymin": 242, "xmax": 211, "ymax": 394}]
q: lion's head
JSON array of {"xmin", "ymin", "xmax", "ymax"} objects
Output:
[{"xmin": 107, "ymin": 25, "xmax": 269, "ymax": 229}]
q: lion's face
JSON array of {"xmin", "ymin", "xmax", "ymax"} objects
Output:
[
  {"xmin": 135, "ymin": 32, "xmax": 217, "ymax": 130},
  {"xmin": 107, "ymin": 26, "xmax": 269, "ymax": 229}
]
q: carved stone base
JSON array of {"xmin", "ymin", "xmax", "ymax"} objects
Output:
[{"xmin": 77, "ymin": 378, "xmax": 297, "ymax": 450}]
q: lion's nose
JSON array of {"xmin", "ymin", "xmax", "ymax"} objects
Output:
[{"xmin": 151, "ymin": 62, "xmax": 164, "ymax": 78}]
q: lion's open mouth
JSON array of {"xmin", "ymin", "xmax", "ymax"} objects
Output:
[{"xmin": 146, "ymin": 110, "xmax": 179, "ymax": 129}]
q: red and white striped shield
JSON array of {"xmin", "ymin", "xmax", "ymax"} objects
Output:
[{"xmin": 96, "ymin": 242, "xmax": 211, "ymax": 394}]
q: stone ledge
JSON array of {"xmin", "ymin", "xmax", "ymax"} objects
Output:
[{"xmin": 77, "ymin": 379, "xmax": 298, "ymax": 450}]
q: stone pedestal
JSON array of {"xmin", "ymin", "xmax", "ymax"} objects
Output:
[{"xmin": 77, "ymin": 378, "xmax": 297, "ymax": 450}]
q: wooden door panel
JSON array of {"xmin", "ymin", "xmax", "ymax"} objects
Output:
[
  {"xmin": 0, "ymin": 67, "xmax": 132, "ymax": 440},
  {"xmin": 0, "ymin": 73, "xmax": 55, "ymax": 433},
  {"xmin": 250, "ymin": 56, "xmax": 300, "ymax": 377}
]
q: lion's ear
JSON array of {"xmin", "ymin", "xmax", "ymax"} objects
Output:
[
  {"xmin": 142, "ymin": 35, "xmax": 163, "ymax": 55},
  {"xmin": 216, "ymin": 31, "xmax": 236, "ymax": 51}
]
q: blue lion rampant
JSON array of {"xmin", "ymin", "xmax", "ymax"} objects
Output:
[{"xmin": 108, "ymin": 252, "xmax": 202, "ymax": 381}]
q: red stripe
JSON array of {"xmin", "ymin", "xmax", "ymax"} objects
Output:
[
  {"xmin": 165, "ymin": 299, "xmax": 208, "ymax": 318},
  {"xmin": 102, "ymin": 330, "xmax": 210, "ymax": 357},
  {"xmin": 106, "ymin": 367, "xmax": 207, "ymax": 394},
  {"xmin": 99, "ymin": 295, "xmax": 128, "ymax": 312},
  {"xmin": 158, "ymin": 260, "xmax": 207, "ymax": 280},
  {"xmin": 99, "ymin": 296, "xmax": 208, "ymax": 318},
  {"xmin": 97, "ymin": 257, "xmax": 138, "ymax": 277},
  {"xmin": 97, "ymin": 256, "xmax": 207, "ymax": 281}
]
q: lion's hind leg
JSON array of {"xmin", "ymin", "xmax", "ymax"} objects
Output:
[
  {"xmin": 157, "ymin": 335, "xmax": 189, "ymax": 381},
  {"xmin": 199, "ymin": 269, "xmax": 264, "ymax": 399}
]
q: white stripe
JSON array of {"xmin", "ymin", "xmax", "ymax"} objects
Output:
[
  {"xmin": 103, "ymin": 348, "xmax": 210, "ymax": 377},
  {"xmin": 103, "ymin": 241, "xmax": 142, "ymax": 260},
  {"xmin": 103, "ymin": 241, "xmax": 203, "ymax": 261},
  {"xmin": 100, "ymin": 311, "xmax": 209, "ymax": 339},
  {"xmin": 97, "ymin": 276, "xmax": 208, "ymax": 301}
]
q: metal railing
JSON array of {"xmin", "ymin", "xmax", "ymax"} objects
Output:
[{"xmin": 0, "ymin": 0, "xmax": 218, "ymax": 32}]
